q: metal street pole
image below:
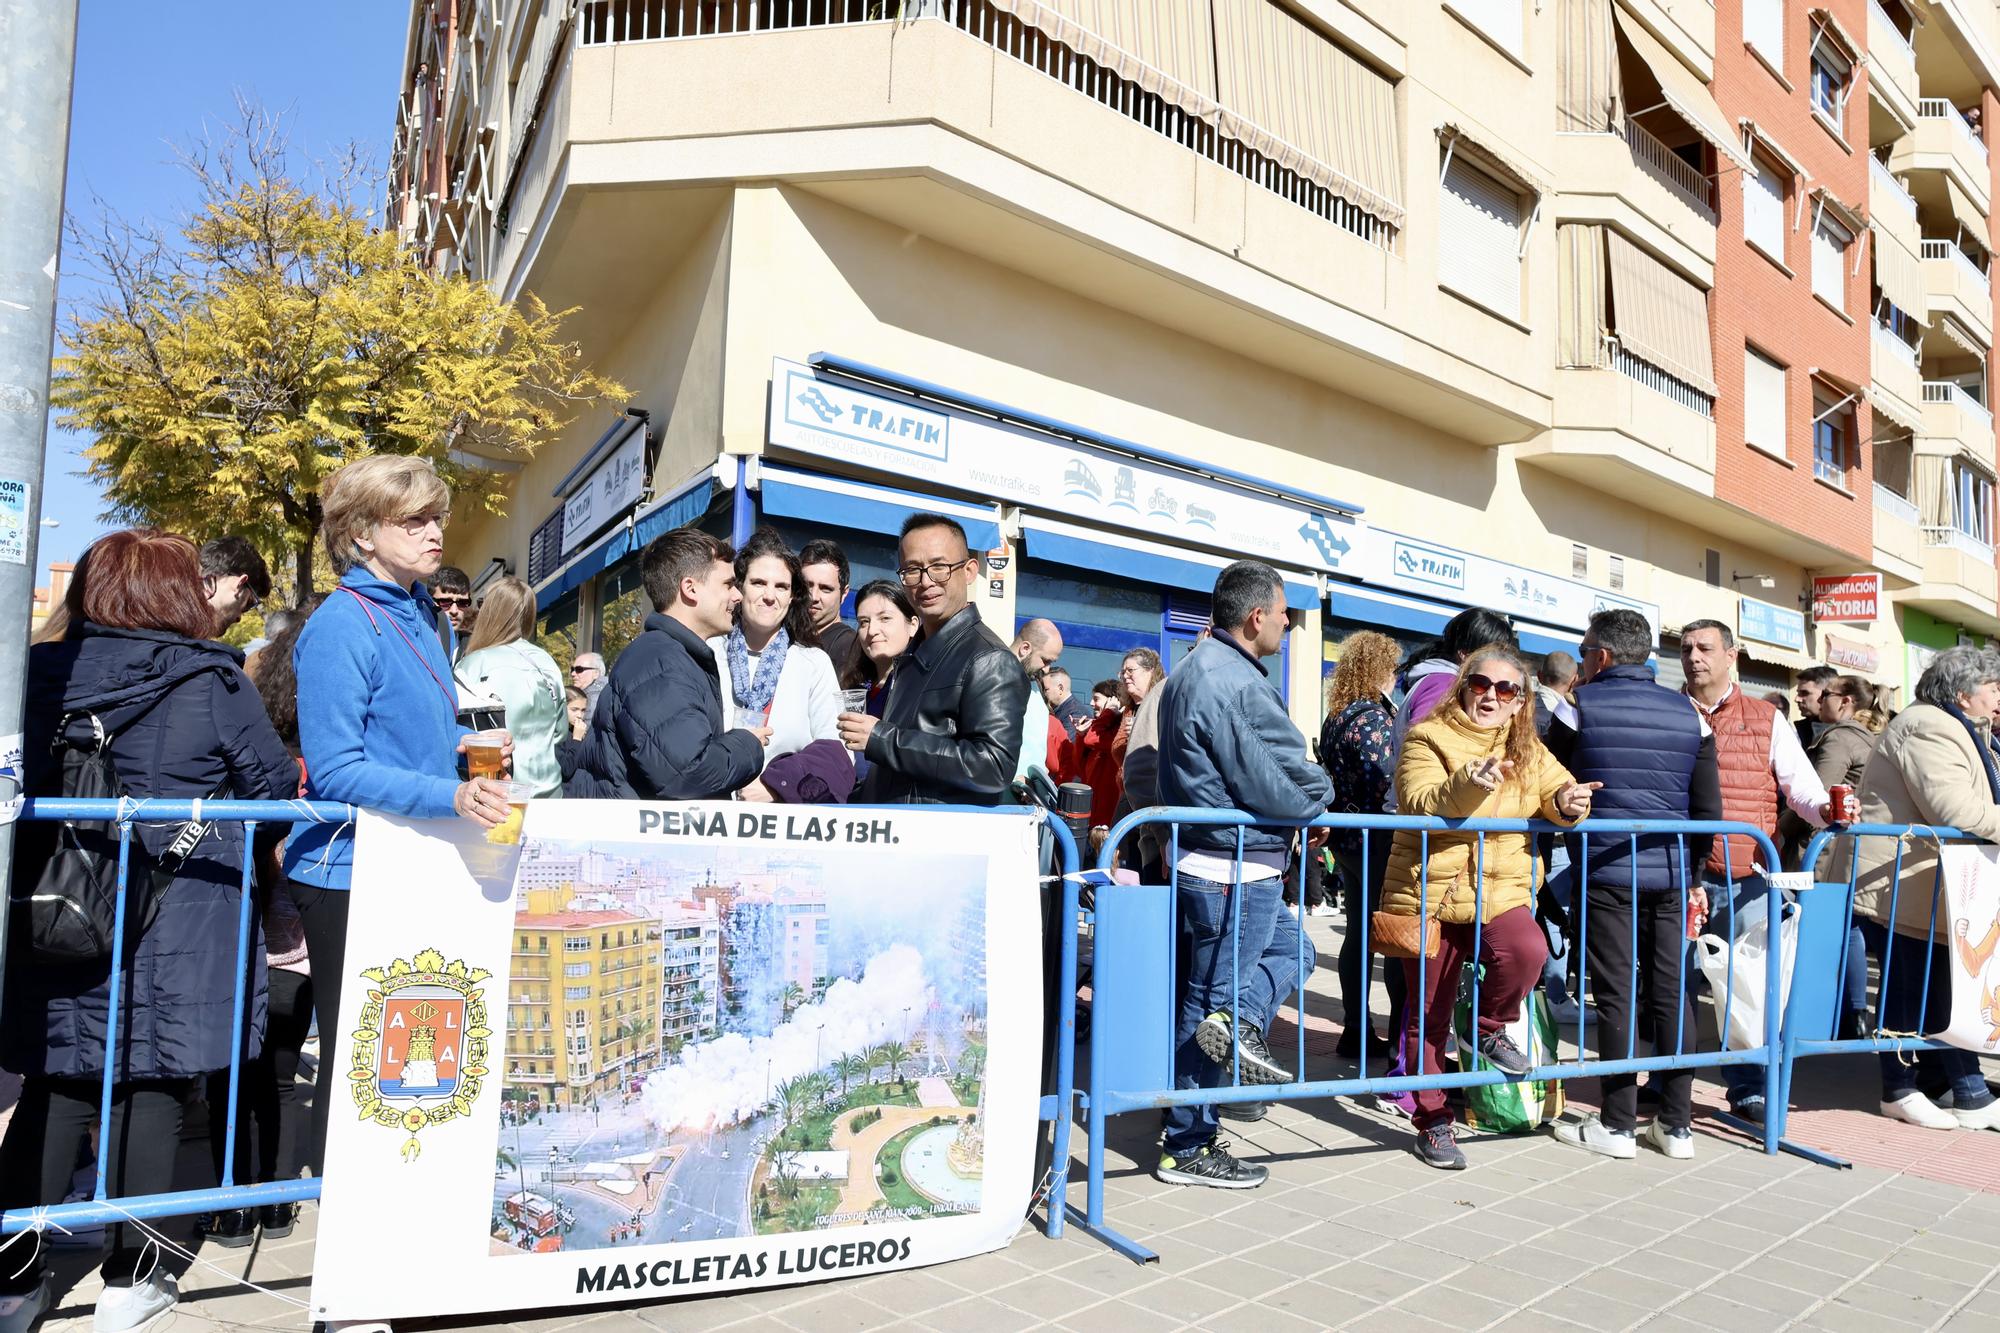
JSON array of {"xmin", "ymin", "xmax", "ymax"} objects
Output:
[{"xmin": 0, "ymin": 0, "xmax": 81, "ymax": 1006}]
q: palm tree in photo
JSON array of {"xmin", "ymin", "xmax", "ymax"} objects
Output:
[
  {"xmin": 781, "ymin": 1195, "xmax": 820, "ymax": 1233},
  {"xmin": 777, "ymin": 1077, "xmax": 810, "ymax": 1140},
  {"xmin": 835, "ymin": 1052, "xmax": 868, "ymax": 1097},
  {"xmin": 780, "ymin": 982, "xmax": 805, "ymax": 1016},
  {"xmin": 801, "ymin": 1071, "xmax": 833, "ymax": 1114},
  {"xmin": 878, "ymin": 1040, "xmax": 911, "ymax": 1090},
  {"xmin": 959, "ymin": 1046, "xmax": 985, "ymax": 1083}
]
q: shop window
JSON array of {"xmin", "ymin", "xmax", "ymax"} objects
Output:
[
  {"xmin": 597, "ymin": 554, "xmax": 648, "ymax": 667},
  {"xmin": 1016, "ymin": 567, "xmax": 1161, "ymax": 697},
  {"xmin": 536, "ymin": 590, "xmax": 579, "ymax": 676}
]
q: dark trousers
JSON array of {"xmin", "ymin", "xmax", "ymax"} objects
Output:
[
  {"xmin": 1401, "ymin": 907, "xmax": 1546, "ymax": 1132},
  {"xmin": 0, "ymin": 1076, "xmax": 191, "ymax": 1291},
  {"xmin": 292, "ymin": 882, "xmax": 350, "ymax": 1175},
  {"xmin": 207, "ymin": 966, "xmax": 314, "ymax": 1190},
  {"xmin": 1334, "ymin": 840, "xmax": 1406, "ymax": 1050},
  {"xmin": 1862, "ymin": 920, "xmax": 1995, "ymax": 1106},
  {"xmin": 1585, "ymin": 883, "xmax": 1695, "ymax": 1133}
]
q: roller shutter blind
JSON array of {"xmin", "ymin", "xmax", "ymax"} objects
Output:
[
  {"xmin": 1439, "ymin": 155, "xmax": 1523, "ymax": 317},
  {"xmin": 1743, "ymin": 155, "xmax": 1785, "ymax": 259},
  {"xmin": 1744, "ymin": 348, "xmax": 1788, "ymax": 456}
]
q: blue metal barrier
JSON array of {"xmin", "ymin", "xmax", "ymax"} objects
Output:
[
  {"xmin": 1070, "ymin": 808, "xmax": 1787, "ymax": 1263},
  {"xmin": 1780, "ymin": 823, "xmax": 1984, "ymax": 1168}
]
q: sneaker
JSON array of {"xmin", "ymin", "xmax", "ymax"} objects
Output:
[
  {"xmin": 1952, "ymin": 1094, "xmax": 2000, "ymax": 1132},
  {"xmin": 1643, "ymin": 1121, "xmax": 1695, "ymax": 1160},
  {"xmin": 93, "ymin": 1270, "xmax": 177, "ymax": 1332},
  {"xmin": 259, "ymin": 1203, "xmax": 297, "ymax": 1239},
  {"xmin": 1216, "ymin": 1100, "xmax": 1269, "ymax": 1123},
  {"xmin": 1553, "ymin": 1113, "xmax": 1637, "ymax": 1160},
  {"xmin": 1412, "ymin": 1122, "xmax": 1466, "ymax": 1170},
  {"xmin": 0, "ymin": 1279, "xmax": 50, "ymax": 1333},
  {"xmin": 1881, "ymin": 1090, "xmax": 1958, "ymax": 1130},
  {"xmin": 204, "ymin": 1208, "xmax": 258, "ymax": 1249},
  {"xmin": 1474, "ymin": 1031, "xmax": 1534, "ymax": 1077},
  {"xmin": 1154, "ymin": 1138, "xmax": 1268, "ymax": 1189},
  {"xmin": 1727, "ymin": 1094, "xmax": 1767, "ymax": 1126},
  {"xmin": 1194, "ymin": 1011, "xmax": 1293, "ymax": 1085}
]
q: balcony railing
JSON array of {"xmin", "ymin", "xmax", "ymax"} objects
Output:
[
  {"xmin": 1871, "ymin": 154, "xmax": 1918, "ymax": 219},
  {"xmin": 577, "ymin": 0, "xmax": 1394, "ymax": 246},
  {"xmin": 1873, "ymin": 318, "xmax": 1920, "ymax": 367},
  {"xmin": 1920, "ymin": 99, "xmax": 1990, "ymax": 167},
  {"xmin": 1622, "ymin": 117, "xmax": 1715, "ymax": 221},
  {"xmin": 1923, "ymin": 525, "xmax": 1997, "ymax": 560},
  {"xmin": 1814, "ymin": 455, "xmax": 1848, "ymax": 487},
  {"xmin": 1875, "ymin": 481, "xmax": 1922, "ymax": 525},
  {"xmin": 1871, "ymin": 0, "xmax": 1915, "ymax": 61},
  {"xmin": 1922, "ymin": 238, "xmax": 1992, "ymax": 293},
  {"xmin": 1604, "ymin": 336, "xmax": 1716, "ymax": 419},
  {"xmin": 1924, "ymin": 381, "xmax": 1996, "ymax": 435}
]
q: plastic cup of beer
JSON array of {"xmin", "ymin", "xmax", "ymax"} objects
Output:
[
  {"xmin": 739, "ymin": 706, "xmax": 769, "ymax": 730},
  {"xmin": 486, "ymin": 780, "xmax": 535, "ymax": 846},
  {"xmin": 840, "ymin": 687, "xmax": 869, "ymax": 716},
  {"xmin": 465, "ymin": 728, "xmax": 510, "ymax": 780}
]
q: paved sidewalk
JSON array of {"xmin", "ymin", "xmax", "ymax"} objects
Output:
[{"xmin": 28, "ymin": 911, "xmax": 2000, "ymax": 1332}]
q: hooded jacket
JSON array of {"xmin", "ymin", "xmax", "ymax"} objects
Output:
[
  {"xmin": 286, "ymin": 568, "xmax": 466, "ymax": 890},
  {"xmin": 5, "ymin": 623, "xmax": 297, "ymax": 1080}
]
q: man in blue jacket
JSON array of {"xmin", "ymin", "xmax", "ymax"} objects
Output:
[
  {"xmin": 1545, "ymin": 607, "xmax": 1721, "ymax": 1162},
  {"xmin": 568, "ymin": 530, "xmax": 770, "ymax": 800},
  {"xmin": 1152, "ymin": 561, "xmax": 1331, "ymax": 1189}
]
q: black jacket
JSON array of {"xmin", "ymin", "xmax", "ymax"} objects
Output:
[
  {"xmin": 860, "ymin": 606, "xmax": 1028, "ymax": 805},
  {"xmin": 5, "ymin": 623, "xmax": 297, "ymax": 1081},
  {"xmin": 567, "ymin": 613, "xmax": 764, "ymax": 800}
]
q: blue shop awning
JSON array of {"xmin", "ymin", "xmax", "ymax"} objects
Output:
[
  {"xmin": 1328, "ymin": 582, "xmax": 1583, "ymax": 660},
  {"xmin": 758, "ymin": 464, "xmax": 1003, "ymax": 552},
  {"xmin": 1023, "ymin": 514, "xmax": 1319, "ymax": 608},
  {"xmin": 535, "ymin": 468, "xmax": 714, "ymax": 612}
]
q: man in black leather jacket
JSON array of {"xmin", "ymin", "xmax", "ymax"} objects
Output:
[{"xmin": 838, "ymin": 513, "xmax": 1028, "ymax": 805}]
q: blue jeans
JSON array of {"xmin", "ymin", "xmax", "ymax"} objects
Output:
[
  {"xmin": 1861, "ymin": 920, "xmax": 1995, "ymax": 1106},
  {"xmin": 1163, "ymin": 871, "xmax": 1315, "ymax": 1157}
]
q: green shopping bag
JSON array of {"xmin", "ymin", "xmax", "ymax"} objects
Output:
[{"xmin": 1454, "ymin": 963, "xmax": 1565, "ymax": 1133}]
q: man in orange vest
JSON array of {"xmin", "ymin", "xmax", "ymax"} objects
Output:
[{"xmin": 1679, "ymin": 619, "xmax": 1844, "ymax": 1124}]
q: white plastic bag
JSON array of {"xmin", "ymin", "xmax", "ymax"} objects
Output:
[
  {"xmin": 1696, "ymin": 874, "xmax": 1805, "ymax": 1050},
  {"xmin": 1936, "ymin": 842, "xmax": 2000, "ymax": 1053}
]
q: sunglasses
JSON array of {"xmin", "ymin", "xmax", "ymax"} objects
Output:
[
  {"xmin": 571, "ymin": 664, "xmax": 597, "ymax": 674},
  {"xmin": 434, "ymin": 594, "xmax": 470, "ymax": 607},
  {"xmin": 1465, "ymin": 673, "xmax": 1523, "ymax": 702}
]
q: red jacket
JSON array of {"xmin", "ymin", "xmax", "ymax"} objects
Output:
[{"xmin": 1075, "ymin": 708, "xmax": 1131, "ymax": 827}]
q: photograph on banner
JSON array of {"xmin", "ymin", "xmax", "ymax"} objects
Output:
[
  {"xmin": 312, "ymin": 802, "xmax": 1043, "ymax": 1324},
  {"xmin": 1937, "ymin": 842, "xmax": 2000, "ymax": 1052}
]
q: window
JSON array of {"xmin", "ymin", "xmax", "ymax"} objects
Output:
[
  {"xmin": 564, "ymin": 962, "xmax": 589, "ymax": 978},
  {"xmin": 1609, "ymin": 555, "xmax": 1626, "ymax": 590},
  {"xmin": 1812, "ymin": 388, "xmax": 1854, "ymax": 486},
  {"xmin": 1812, "ymin": 213, "xmax": 1852, "ymax": 309},
  {"xmin": 1875, "ymin": 432, "xmax": 1914, "ymax": 498},
  {"xmin": 1743, "ymin": 154, "xmax": 1785, "ymax": 262},
  {"xmin": 1446, "ymin": 0, "xmax": 1522, "ymax": 56},
  {"xmin": 1439, "ymin": 154, "xmax": 1527, "ymax": 319},
  {"xmin": 1745, "ymin": 348, "xmax": 1788, "ymax": 458},
  {"xmin": 564, "ymin": 986, "xmax": 590, "ymax": 1001},
  {"xmin": 1570, "ymin": 543, "xmax": 1587, "ymax": 578},
  {"xmin": 1809, "ymin": 32, "xmax": 1852, "ymax": 129},
  {"xmin": 1745, "ymin": 0, "xmax": 1784, "ymax": 71},
  {"xmin": 1954, "ymin": 461, "xmax": 1995, "ymax": 545}
]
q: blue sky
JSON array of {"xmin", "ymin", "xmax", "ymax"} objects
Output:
[{"xmin": 38, "ymin": 0, "xmax": 407, "ymax": 576}]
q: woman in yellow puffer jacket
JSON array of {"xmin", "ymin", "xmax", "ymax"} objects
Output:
[{"xmin": 1381, "ymin": 645, "xmax": 1600, "ymax": 1171}]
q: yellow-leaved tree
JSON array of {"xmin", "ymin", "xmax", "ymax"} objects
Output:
[{"xmin": 52, "ymin": 108, "xmax": 624, "ymax": 598}]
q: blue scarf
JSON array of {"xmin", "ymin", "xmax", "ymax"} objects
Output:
[
  {"xmin": 1946, "ymin": 702, "xmax": 2000, "ymax": 802},
  {"xmin": 726, "ymin": 625, "xmax": 790, "ymax": 716}
]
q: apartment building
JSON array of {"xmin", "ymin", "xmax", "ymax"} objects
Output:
[
  {"xmin": 506, "ymin": 906, "xmax": 662, "ymax": 1109},
  {"xmin": 392, "ymin": 0, "xmax": 2000, "ymax": 714}
]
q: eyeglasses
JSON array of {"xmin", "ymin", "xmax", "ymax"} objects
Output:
[
  {"xmin": 896, "ymin": 558, "xmax": 973, "ymax": 586},
  {"xmin": 1465, "ymin": 673, "xmax": 1523, "ymax": 702},
  {"xmin": 385, "ymin": 512, "xmax": 449, "ymax": 535}
]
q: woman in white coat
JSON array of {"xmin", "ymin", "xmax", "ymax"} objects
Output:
[{"xmin": 709, "ymin": 528, "xmax": 853, "ymax": 803}]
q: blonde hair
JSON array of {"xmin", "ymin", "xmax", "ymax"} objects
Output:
[
  {"xmin": 1326, "ymin": 631, "xmax": 1400, "ymax": 716},
  {"xmin": 464, "ymin": 576, "xmax": 537, "ymax": 654},
  {"xmin": 321, "ymin": 456, "xmax": 451, "ymax": 574},
  {"xmin": 1437, "ymin": 644, "xmax": 1540, "ymax": 788}
]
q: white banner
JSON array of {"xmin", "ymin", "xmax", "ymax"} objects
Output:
[
  {"xmin": 1936, "ymin": 842, "xmax": 2000, "ymax": 1055},
  {"xmin": 311, "ymin": 802, "xmax": 1043, "ymax": 1323}
]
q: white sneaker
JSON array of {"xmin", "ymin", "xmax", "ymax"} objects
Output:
[
  {"xmin": 0, "ymin": 1279, "xmax": 50, "ymax": 1333},
  {"xmin": 1643, "ymin": 1120, "xmax": 1695, "ymax": 1160},
  {"xmin": 1881, "ymin": 1090, "xmax": 1958, "ymax": 1130},
  {"xmin": 93, "ymin": 1270, "xmax": 177, "ymax": 1332},
  {"xmin": 1552, "ymin": 1113, "xmax": 1636, "ymax": 1160},
  {"xmin": 1952, "ymin": 1097, "xmax": 2000, "ymax": 1131}
]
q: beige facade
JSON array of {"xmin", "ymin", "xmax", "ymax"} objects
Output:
[{"xmin": 392, "ymin": 0, "xmax": 2000, "ymax": 718}]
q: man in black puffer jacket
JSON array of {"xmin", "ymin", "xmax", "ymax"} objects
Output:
[
  {"xmin": 568, "ymin": 530, "xmax": 769, "ymax": 800},
  {"xmin": 838, "ymin": 513, "xmax": 1027, "ymax": 805}
]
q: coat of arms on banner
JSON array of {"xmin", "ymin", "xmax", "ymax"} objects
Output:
[{"xmin": 348, "ymin": 948, "xmax": 492, "ymax": 1159}]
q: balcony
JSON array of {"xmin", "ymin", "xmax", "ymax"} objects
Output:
[
  {"xmin": 1554, "ymin": 120, "xmax": 1717, "ymax": 279},
  {"xmin": 1922, "ymin": 240, "xmax": 1995, "ymax": 345},
  {"xmin": 1869, "ymin": 1, "xmax": 1921, "ymax": 129},
  {"xmin": 1874, "ymin": 482, "xmax": 1925, "ymax": 581},
  {"xmin": 1871, "ymin": 322, "xmax": 1925, "ymax": 430},
  {"xmin": 1915, "ymin": 525, "xmax": 2000, "ymax": 627},
  {"xmin": 1894, "ymin": 102, "xmax": 1992, "ymax": 214},
  {"xmin": 1921, "ymin": 381, "xmax": 1996, "ymax": 459},
  {"xmin": 1870, "ymin": 156, "xmax": 1921, "ymax": 256},
  {"xmin": 1527, "ymin": 340, "xmax": 1717, "ymax": 515}
]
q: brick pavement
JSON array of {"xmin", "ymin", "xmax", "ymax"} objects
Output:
[{"xmin": 28, "ymin": 914, "xmax": 2000, "ymax": 1332}]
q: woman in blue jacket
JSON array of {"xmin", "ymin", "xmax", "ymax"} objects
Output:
[{"xmin": 284, "ymin": 457, "xmax": 513, "ymax": 1174}]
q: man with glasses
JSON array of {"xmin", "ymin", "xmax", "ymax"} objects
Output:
[
  {"xmin": 570, "ymin": 652, "xmax": 608, "ymax": 724},
  {"xmin": 1544, "ymin": 608, "xmax": 1720, "ymax": 1161},
  {"xmin": 432, "ymin": 565, "xmax": 473, "ymax": 658},
  {"xmin": 837, "ymin": 513, "xmax": 1027, "ymax": 804},
  {"xmin": 200, "ymin": 536, "xmax": 271, "ymax": 636}
]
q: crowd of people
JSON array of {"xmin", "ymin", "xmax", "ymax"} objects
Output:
[{"xmin": 5, "ymin": 447, "xmax": 1998, "ymax": 1328}]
